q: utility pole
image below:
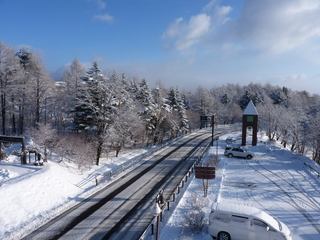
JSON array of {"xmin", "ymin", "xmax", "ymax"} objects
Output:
[{"xmin": 211, "ymin": 115, "xmax": 214, "ymax": 146}]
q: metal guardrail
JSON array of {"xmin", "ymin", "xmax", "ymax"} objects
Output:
[
  {"xmin": 93, "ymin": 134, "xmax": 191, "ymax": 186},
  {"xmin": 73, "ymin": 134, "xmax": 192, "ymax": 188},
  {"xmin": 138, "ymin": 140, "xmax": 212, "ymax": 240}
]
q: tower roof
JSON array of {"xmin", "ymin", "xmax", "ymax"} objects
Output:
[{"xmin": 243, "ymin": 100, "xmax": 258, "ymax": 115}]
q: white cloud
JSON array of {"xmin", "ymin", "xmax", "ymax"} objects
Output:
[
  {"xmin": 176, "ymin": 14, "xmax": 211, "ymax": 50},
  {"xmin": 163, "ymin": 1, "xmax": 231, "ymax": 51},
  {"xmin": 90, "ymin": 0, "xmax": 114, "ymax": 23},
  {"xmin": 232, "ymin": 0, "xmax": 320, "ymax": 54},
  {"xmin": 95, "ymin": 0, "xmax": 107, "ymax": 10},
  {"xmin": 94, "ymin": 13, "xmax": 114, "ymax": 23},
  {"xmin": 163, "ymin": 18, "xmax": 183, "ymax": 38},
  {"xmin": 164, "ymin": 0, "xmax": 320, "ymax": 54}
]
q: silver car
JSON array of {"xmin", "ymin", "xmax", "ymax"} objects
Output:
[
  {"xmin": 224, "ymin": 146, "xmax": 254, "ymax": 159},
  {"xmin": 209, "ymin": 202, "xmax": 292, "ymax": 240}
]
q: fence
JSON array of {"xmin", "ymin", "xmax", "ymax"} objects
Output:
[{"xmin": 138, "ymin": 140, "xmax": 212, "ymax": 240}]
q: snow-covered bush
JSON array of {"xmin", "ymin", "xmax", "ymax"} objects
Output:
[
  {"xmin": 184, "ymin": 193, "xmax": 208, "ymax": 232},
  {"xmin": 54, "ymin": 134, "xmax": 95, "ymax": 170}
]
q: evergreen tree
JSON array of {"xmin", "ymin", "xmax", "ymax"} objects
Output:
[
  {"xmin": 63, "ymin": 59, "xmax": 85, "ymax": 115},
  {"xmin": 178, "ymin": 93, "xmax": 190, "ymax": 133},
  {"xmin": 74, "ymin": 62, "xmax": 104, "ymax": 131},
  {"xmin": 136, "ymin": 79, "xmax": 157, "ymax": 142},
  {"xmin": 74, "ymin": 62, "xmax": 120, "ymax": 164},
  {"xmin": 167, "ymin": 88, "xmax": 179, "ymax": 111},
  {"xmin": 220, "ymin": 93, "xmax": 230, "ymax": 104},
  {"xmin": 166, "ymin": 88, "xmax": 189, "ymax": 135}
]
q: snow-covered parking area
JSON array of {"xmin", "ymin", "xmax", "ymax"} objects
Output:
[
  {"xmin": 161, "ymin": 132, "xmax": 320, "ymax": 240},
  {"xmin": 221, "ymin": 144, "xmax": 320, "ymax": 240}
]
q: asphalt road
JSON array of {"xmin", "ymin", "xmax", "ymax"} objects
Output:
[{"xmin": 23, "ymin": 129, "xmax": 215, "ymax": 240}]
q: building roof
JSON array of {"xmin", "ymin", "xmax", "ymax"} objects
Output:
[{"xmin": 243, "ymin": 100, "xmax": 258, "ymax": 115}]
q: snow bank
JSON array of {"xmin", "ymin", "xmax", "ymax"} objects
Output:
[{"xmin": 0, "ymin": 147, "xmax": 147, "ymax": 240}]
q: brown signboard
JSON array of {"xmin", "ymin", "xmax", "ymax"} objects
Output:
[{"xmin": 195, "ymin": 166, "xmax": 215, "ymax": 179}]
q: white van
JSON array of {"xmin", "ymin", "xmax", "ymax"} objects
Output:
[{"xmin": 208, "ymin": 202, "xmax": 292, "ymax": 240}]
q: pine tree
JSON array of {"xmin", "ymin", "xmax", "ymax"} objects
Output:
[
  {"xmin": 166, "ymin": 88, "xmax": 189, "ymax": 136},
  {"xmin": 167, "ymin": 88, "xmax": 179, "ymax": 111},
  {"xmin": 178, "ymin": 93, "xmax": 190, "ymax": 133},
  {"xmin": 63, "ymin": 59, "xmax": 85, "ymax": 116},
  {"xmin": 73, "ymin": 62, "xmax": 104, "ymax": 131},
  {"xmin": 74, "ymin": 62, "xmax": 131, "ymax": 165},
  {"xmin": 136, "ymin": 79, "xmax": 157, "ymax": 143}
]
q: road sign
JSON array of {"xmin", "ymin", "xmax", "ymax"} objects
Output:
[{"xmin": 195, "ymin": 166, "xmax": 215, "ymax": 179}]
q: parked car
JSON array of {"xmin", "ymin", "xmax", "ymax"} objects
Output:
[
  {"xmin": 209, "ymin": 202, "xmax": 292, "ymax": 240},
  {"xmin": 224, "ymin": 146, "xmax": 254, "ymax": 159}
]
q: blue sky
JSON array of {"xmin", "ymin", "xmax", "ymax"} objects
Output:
[{"xmin": 1, "ymin": 0, "xmax": 320, "ymax": 93}]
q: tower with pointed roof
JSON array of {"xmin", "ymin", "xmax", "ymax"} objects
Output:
[{"xmin": 242, "ymin": 100, "xmax": 258, "ymax": 146}]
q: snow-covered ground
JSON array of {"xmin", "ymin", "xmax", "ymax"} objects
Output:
[
  {"xmin": 161, "ymin": 132, "xmax": 320, "ymax": 240},
  {"xmin": 0, "ymin": 148, "xmax": 147, "ymax": 240}
]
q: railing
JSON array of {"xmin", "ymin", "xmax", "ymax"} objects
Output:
[
  {"xmin": 138, "ymin": 140, "xmax": 212, "ymax": 240},
  {"xmin": 96, "ymin": 134, "xmax": 194, "ymax": 185},
  {"xmin": 74, "ymin": 134, "xmax": 193, "ymax": 188}
]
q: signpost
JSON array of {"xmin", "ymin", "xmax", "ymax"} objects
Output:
[
  {"xmin": 195, "ymin": 166, "xmax": 216, "ymax": 197},
  {"xmin": 195, "ymin": 166, "xmax": 215, "ymax": 179}
]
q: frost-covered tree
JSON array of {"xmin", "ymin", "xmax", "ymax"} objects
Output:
[
  {"xmin": 63, "ymin": 59, "xmax": 85, "ymax": 116},
  {"xmin": 107, "ymin": 71, "xmax": 143, "ymax": 152},
  {"xmin": 150, "ymin": 87, "xmax": 171, "ymax": 143},
  {"xmin": 136, "ymin": 79, "xmax": 157, "ymax": 143},
  {"xmin": 29, "ymin": 123, "xmax": 57, "ymax": 161},
  {"xmin": 166, "ymin": 88, "xmax": 189, "ymax": 135},
  {"xmin": 74, "ymin": 62, "xmax": 104, "ymax": 131},
  {"xmin": 16, "ymin": 48, "xmax": 53, "ymax": 130},
  {"xmin": 0, "ymin": 43, "xmax": 22, "ymax": 134},
  {"xmin": 177, "ymin": 93, "xmax": 190, "ymax": 133},
  {"xmin": 74, "ymin": 63, "xmax": 130, "ymax": 165}
]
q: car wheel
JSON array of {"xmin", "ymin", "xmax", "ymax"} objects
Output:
[
  {"xmin": 228, "ymin": 153, "xmax": 233, "ymax": 158},
  {"xmin": 218, "ymin": 231, "xmax": 231, "ymax": 240},
  {"xmin": 247, "ymin": 155, "xmax": 253, "ymax": 159}
]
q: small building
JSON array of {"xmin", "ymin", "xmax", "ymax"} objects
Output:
[{"xmin": 242, "ymin": 100, "xmax": 258, "ymax": 146}]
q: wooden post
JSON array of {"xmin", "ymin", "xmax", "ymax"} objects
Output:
[{"xmin": 242, "ymin": 115, "xmax": 247, "ymax": 146}]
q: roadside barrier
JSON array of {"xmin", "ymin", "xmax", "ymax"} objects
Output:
[{"xmin": 139, "ymin": 141, "xmax": 211, "ymax": 240}]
